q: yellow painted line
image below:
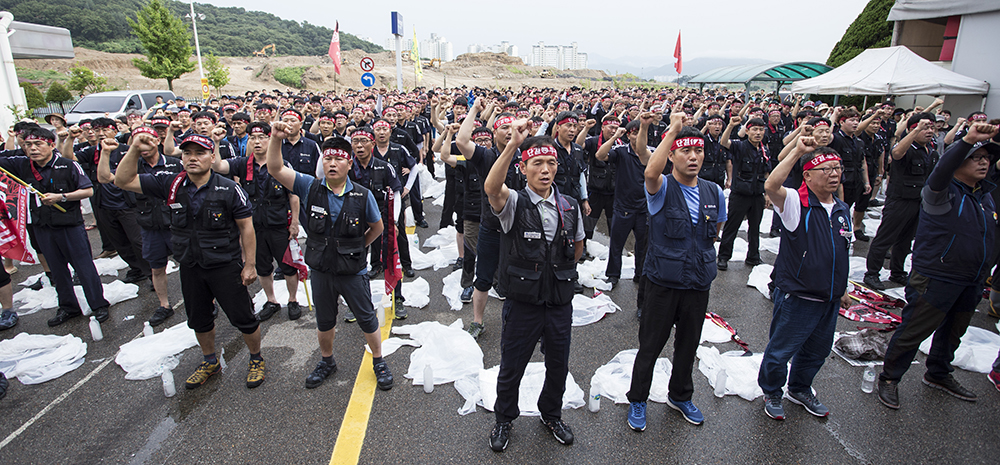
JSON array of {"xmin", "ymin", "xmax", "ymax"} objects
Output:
[{"xmin": 329, "ymin": 300, "xmax": 396, "ymax": 465}]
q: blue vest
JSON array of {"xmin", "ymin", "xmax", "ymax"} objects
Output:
[
  {"xmin": 912, "ymin": 179, "xmax": 996, "ymax": 286},
  {"xmin": 644, "ymin": 176, "xmax": 719, "ymax": 291},
  {"xmin": 773, "ymin": 187, "xmax": 851, "ymax": 301}
]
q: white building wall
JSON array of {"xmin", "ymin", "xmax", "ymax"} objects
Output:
[{"xmin": 945, "ymin": 10, "xmax": 1000, "ymax": 119}]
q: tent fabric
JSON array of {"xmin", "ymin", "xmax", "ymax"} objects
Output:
[
  {"xmin": 688, "ymin": 62, "xmax": 831, "ymax": 85},
  {"xmin": 791, "ymin": 46, "xmax": 989, "ymax": 96},
  {"xmin": 887, "ymin": 0, "xmax": 1000, "ymax": 21}
]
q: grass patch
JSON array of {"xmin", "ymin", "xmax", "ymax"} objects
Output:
[
  {"xmin": 273, "ymin": 66, "xmax": 310, "ymax": 89},
  {"xmin": 505, "ymin": 65, "xmax": 526, "ymax": 75},
  {"xmin": 16, "ymin": 67, "xmax": 69, "ymax": 83}
]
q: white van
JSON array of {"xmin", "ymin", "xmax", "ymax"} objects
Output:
[{"xmin": 64, "ymin": 90, "xmax": 176, "ymax": 125}]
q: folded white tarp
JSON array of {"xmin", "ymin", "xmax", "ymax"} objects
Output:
[
  {"xmin": 115, "ymin": 322, "xmax": 199, "ymax": 380},
  {"xmin": 0, "ymin": 333, "xmax": 87, "ymax": 384},
  {"xmin": 696, "ymin": 346, "xmax": 765, "ymax": 401}
]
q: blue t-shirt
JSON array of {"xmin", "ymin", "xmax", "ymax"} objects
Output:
[{"xmin": 647, "ymin": 174, "xmax": 727, "ymax": 225}]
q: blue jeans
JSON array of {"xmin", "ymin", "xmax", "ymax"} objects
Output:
[
  {"xmin": 758, "ymin": 289, "xmax": 839, "ymax": 398},
  {"xmin": 474, "ymin": 225, "xmax": 502, "ymax": 292}
]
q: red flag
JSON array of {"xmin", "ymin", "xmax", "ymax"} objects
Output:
[
  {"xmin": 384, "ymin": 188, "xmax": 402, "ymax": 295},
  {"xmin": 0, "ymin": 174, "xmax": 35, "ymax": 264},
  {"xmin": 673, "ymin": 31, "xmax": 682, "ymax": 74},
  {"xmin": 329, "ymin": 21, "xmax": 342, "ymax": 75},
  {"xmin": 281, "ymin": 238, "xmax": 308, "ymax": 282}
]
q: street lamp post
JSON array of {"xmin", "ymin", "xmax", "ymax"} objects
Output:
[{"xmin": 186, "ymin": 2, "xmax": 206, "ymax": 102}]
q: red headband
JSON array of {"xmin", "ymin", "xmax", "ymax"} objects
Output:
[
  {"xmin": 24, "ymin": 134, "xmax": 54, "ymax": 143},
  {"xmin": 79, "ymin": 122, "xmax": 92, "ymax": 129},
  {"xmin": 373, "ymin": 120, "xmax": 391, "ymax": 129},
  {"xmin": 803, "ymin": 153, "xmax": 841, "ymax": 171},
  {"xmin": 522, "ymin": 145, "xmax": 557, "ymax": 162},
  {"xmin": 556, "ymin": 117, "xmax": 577, "ymax": 126},
  {"xmin": 671, "ymin": 137, "xmax": 705, "ymax": 151},
  {"xmin": 281, "ymin": 110, "xmax": 303, "ymax": 121},
  {"xmin": 249, "ymin": 126, "xmax": 268, "ymax": 135},
  {"xmin": 132, "ymin": 126, "xmax": 158, "ymax": 139},
  {"xmin": 812, "ymin": 120, "xmax": 830, "ymax": 129},
  {"xmin": 322, "ymin": 148, "xmax": 351, "ymax": 160},
  {"xmin": 352, "ymin": 132, "xmax": 374, "ymax": 142},
  {"xmin": 318, "ymin": 116, "xmax": 334, "ymax": 122},
  {"xmin": 494, "ymin": 116, "xmax": 515, "ymax": 130},
  {"xmin": 603, "ymin": 120, "xmax": 619, "ymax": 126}
]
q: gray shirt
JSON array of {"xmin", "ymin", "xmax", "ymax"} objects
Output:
[{"xmin": 494, "ymin": 188, "xmax": 586, "ymax": 242}]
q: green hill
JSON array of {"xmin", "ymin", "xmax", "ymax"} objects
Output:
[
  {"xmin": 826, "ymin": 0, "xmax": 894, "ymax": 67},
  {"xmin": 3, "ymin": 0, "xmax": 383, "ymax": 56}
]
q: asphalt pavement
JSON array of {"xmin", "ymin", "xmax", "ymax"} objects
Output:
[{"xmin": 1, "ymin": 189, "xmax": 999, "ymax": 465}]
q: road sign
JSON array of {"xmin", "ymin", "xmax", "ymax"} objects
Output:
[
  {"xmin": 361, "ymin": 73, "xmax": 375, "ymax": 87},
  {"xmin": 360, "ymin": 57, "xmax": 375, "ymax": 72},
  {"xmin": 201, "ymin": 78, "xmax": 210, "ymax": 100}
]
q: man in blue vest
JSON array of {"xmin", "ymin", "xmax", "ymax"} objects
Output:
[
  {"xmin": 757, "ymin": 135, "xmax": 853, "ymax": 421},
  {"xmin": 483, "ymin": 120, "xmax": 585, "ymax": 452},
  {"xmin": 265, "ymin": 122, "xmax": 394, "ymax": 391},
  {"xmin": 877, "ymin": 122, "xmax": 1000, "ymax": 409},
  {"xmin": 625, "ymin": 104, "xmax": 726, "ymax": 433}
]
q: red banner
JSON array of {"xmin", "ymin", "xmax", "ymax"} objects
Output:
[
  {"xmin": 281, "ymin": 238, "xmax": 308, "ymax": 282},
  {"xmin": 0, "ymin": 173, "xmax": 35, "ymax": 264},
  {"xmin": 329, "ymin": 21, "xmax": 342, "ymax": 75},
  {"xmin": 673, "ymin": 31, "xmax": 682, "ymax": 74},
  {"xmin": 384, "ymin": 188, "xmax": 401, "ymax": 295}
]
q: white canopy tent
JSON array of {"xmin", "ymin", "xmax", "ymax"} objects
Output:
[{"xmin": 790, "ymin": 46, "xmax": 989, "ymax": 96}]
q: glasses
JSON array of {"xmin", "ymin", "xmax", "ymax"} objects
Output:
[
  {"xmin": 969, "ymin": 154, "xmax": 990, "ymax": 162},
  {"xmin": 808, "ymin": 165, "xmax": 844, "ymax": 175}
]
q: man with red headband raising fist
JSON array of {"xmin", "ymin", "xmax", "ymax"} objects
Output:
[{"xmin": 757, "ymin": 135, "xmax": 854, "ymax": 421}]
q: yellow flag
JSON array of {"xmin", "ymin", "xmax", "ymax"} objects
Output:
[{"xmin": 411, "ymin": 29, "xmax": 422, "ymax": 82}]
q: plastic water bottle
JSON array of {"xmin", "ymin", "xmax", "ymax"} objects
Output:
[
  {"xmin": 714, "ymin": 368, "xmax": 728, "ymax": 398},
  {"xmin": 218, "ymin": 347, "xmax": 227, "ymax": 372},
  {"xmin": 423, "ymin": 365, "xmax": 434, "ymax": 393},
  {"xmin": 377, "ymin": 297, "xmax": 387, "ymax": 328},
  {"xmin": 143, "ymin": 322, "xmax": 154, "ymax": 337},
  {"xmin": 161, "ymin": 367, "xmax": 176, "ymax": 397},
  {"xmin": 861, "ymin": 366, "xmax": 876, "ymax": 393},
  {"xmin": 588, "ymin": 381, "xmax": 601, "ymax": 412},
  {"xmin": 89, "ymin": 316, "xmax": 103, "ymax": 342}
]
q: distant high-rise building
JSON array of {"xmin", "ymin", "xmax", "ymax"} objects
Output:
[
  {"xmin": 529, "ymin": 41, "xmax": 587, "ymax": 70},
  {"xmin": 417, "ymin": 33, "xmax": 454, "ymax": 62}
]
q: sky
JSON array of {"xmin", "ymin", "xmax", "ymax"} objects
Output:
[{"xmin": 197, "ymin": 0, "xmax": 873, "ymax": 67}]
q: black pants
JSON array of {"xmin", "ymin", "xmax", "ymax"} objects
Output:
[
  {"xmin": 440, "ymin": 169, "xmax": 457, "ymax": 228},
  {"xmin": 180, "ymin": 261, "xmax": 258, "ymax": 335},
  {"xmin": 34, "ymin": 225, "xmax": 109, "ymax": 313},
  {"xmin": 865, "ymin": 196, "xmax": 920, "ymax": 278},
  {"xmin": 587, "ymin": 191, "xmax": 614, "ymax": 239},
  {"xmin": 96, "ymin": 207, "xmax": 150, "ymax": 277},
  {"xmin": 409, "ymin": 177, "xmax": 424, "ymax": 222},
  {"xmin": 396, "ymin": 199, "xmax": 411, "ymax": 269},
  {"xmin": 627, "ymin": 283, "xmax": 708, "ymax": 403},
  {"xmin": 91, "ymin": 189, "xmax": 115, "ymax": 253},
  {"xmin": 495, "ymin": 298, "xmax": 572, "ymax": 423},
  {"xmin": 718, "ymin": 192, "xmax": 765, "ymax": 261}
]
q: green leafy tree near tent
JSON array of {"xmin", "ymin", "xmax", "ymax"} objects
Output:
[
  {"xmin": 827, "ymin": 0, "xmax": 894, "ymax": 67},
  {"xmin": 20, "ymin": 82, "xmax": 45, "ymax": 110},
  {"xmin": 67, "ymin": 65, "xmax": 109, "ymax": 95},
  {"xmin": 204, "ymin": 52, "xmax": 230, "ymax": 95},
  {"xmin": 45, "ymin": 81, "xmax": 74, "ymax": 113},
  {"xmin": 127, "ymin": 0, "xmax": 196, "ymax": 91}
]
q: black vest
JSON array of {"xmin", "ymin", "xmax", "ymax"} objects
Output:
[
  {"xmin": 699, "ymin": 135, "xmax": 728, "ymax": 187},
  {"xmin": 731, "ymin": 142, "xmax": 768, "ymax": 196},
  {"xmin": 135, "ymin": 155, "xmax": 182, "ymax": 230},
  {"xmin": 554, "ymin": 141, "xmax": 584, "ymax": 201},
  {"xmin": 498, "ymin": 188, "xmax": 580, "ymax": 306},
  {"xmin": 238, "ymin": 156, "xmax": 291, "ymax": 229},
  {"xmin": 832, "ymin": 130, "xmax": 864, "ymax": 188},
  {"xmin": 167, "ymin": 173, "xmax": 243, "ymax": 269},
  {"xmin": 303, "ymin": 179, "xmax": 369, "ymax": 275},
  {"xmin": 887, "ymin": 144, "xmax": 932, "ymax": 200},
  {"xmin": 350, "ymin": 157, "xmax": 392, "ymax": 214},
  {"xmin": 29, "ymin": 157, "xmax": 84, "ymax": 228},
  {"xmin": 645, "ymin": 176, "xmax": 719, "ymax": 291}
]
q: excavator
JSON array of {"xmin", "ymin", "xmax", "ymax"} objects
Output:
[{"xmin": 253, "ymin": 44, "xmax": 276, "ymax": 58}]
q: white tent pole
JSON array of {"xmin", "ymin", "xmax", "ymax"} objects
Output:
[{"xmin": 981, "ymin": 96, "xmax": 987, "ymax": 112}]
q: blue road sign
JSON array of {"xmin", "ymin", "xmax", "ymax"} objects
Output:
[{"xmin": 361, "ymin": 72, "xmax": 375, "ymax": 87}]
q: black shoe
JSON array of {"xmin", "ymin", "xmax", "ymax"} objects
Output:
[
  {"xmin": 863, "ymin": 275, "xmax": 886, "ymax": 291},
  {"xmin": 574, "ymin": 280, "xmax": 584, "ymax": 294},
  {"xmin": 495, "ymin": 289, "xmax": 506, "ymax": 300},
  {"xmin": 855, "ymin": 231, "xmax": 870, "ymax": 242},
  {"xmin": 745, "ymin": 257, "xmax": 763, "ymax": 267},
  {"xmin": 540, "ymin": 418, "xmax": 574, "ymax": 445},
  {"xmin": 769, "ymin": 228, "xmax": 780, "ymax": 238},
  {"xmin": 404, "ymin": 268, "xmax": 415, "ymax": 278},
  {"xmin": 0, "ymin": 372, "xmax": 8, "ymax": 401},
  {"xmin": 888, "ymin": 274, "xmax": 908, "ymax": 286},
  {"xmin": 461, "ymin": 286, "xmax": 474, "ymax": 303},
  {"xmin": 287, "ymin": 301, "xmax": 302, "ymax": 320},
  {"xmin": 258, "ymin": 301, "xmax": 280, "ymax": 321},
  {"xmin": 490, "ymin": 422, "xmax": 512, "ymax": 452},
  {"xmin": 47, "ymin": 307, "xmax": 83, "ymax": 327},
  {"xmin": 374, "ymin": 361, "xmax": 394, "ymax": 390},
  {"xmin": 91, "ymin": 306, "xmax": 109, "ymax": 323},
  {"xmin": 344, "ymin": 310, "xmax": 357, "ymax": 323},
  {"xmin": 148, "ymin": 306, "xmax": 174, "ymax": 327},
  {"xmin": 394, "ymin": 301, "xmax": 408, "ymax": 320},
  {"xmin": 922, "ymin": 373, "xmax": 977, "ymax": 401},
  {"xmin": 607, "ymin": 276, "xmax": 619, "ymax": 288},
  {"xmin": 149, "ymin": 282, "xmax": 156, "ymax": 292},
  {"xmin": 877, "ymin": 378, "xmax": 900, "ymax": 409},
  {"xmin": 72, "ymin": 274, "xmax": 80, "ymax": 285},
  {"xmin": 870, "ymin": 199, "xmax": 883, "ymax": 207},
  {"xmin": 121, "ymin": 271, "xmax": 147, "ymax": 284},
  {"xmin": 417, "ymin": 219, "xmax": 429, "ymax": 228},
  {"xmin": 27, "ymin": 278, "xmax": 44, "ymax": 291},
  {"xmin": 717, "ymin": 258, "xmax": 728, "ymax": 271},
  {"xmin": 305, "ymin": 360, "xmax": 338, "ymax": 389},
  {"xmin": 452, "ymin": 257, "xmax": 464, "ymax": 272},
  {"xmin": 368, "ymin": 266, "xmax": 383, "ymax": 279}
]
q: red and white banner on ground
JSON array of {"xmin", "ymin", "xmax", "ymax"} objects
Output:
[
  {"xmin": 384, "ymin": 188, "xmax": 402, "ymax": 295},
  {"xmin": 0, "ymin": 172, "xmax": 36, "ymax": 264},
  {"xmin": 282, "ymin": 238, "xmax": 308, "ymax": 282}
]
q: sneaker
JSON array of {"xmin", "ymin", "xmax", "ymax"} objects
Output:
[
  {"xmin": 988, "ymin": 370, "xmax": 1000, "ymax": 392},
  {"xmin": 540, "ymin": 418, "xmax": 574, "ymax": 445},
  {"xmin": 394, "ymin": 303, "xmax": 408, "ymax": 320},
  {"xmin": 305, "ymin": 360, "xmax": 337, "ymax": 389},
  {"xmin": 27, "ymin": 278, "xmax": 44, "ymax": 291},
  {"xmin": 863, "ymin": 275, "xmax": 886, "ymax": 291},
  {"xmin": 717, "ymin": 258, "xmax": 728, "ymax": 271},
  {"xmin": 786, "ymin": 390, "xmax": 830, "ymax": 417},
  {"xmin": 258, "ymin": 301, "xmax": 280, "ymax": 321},
  {"xmin": 627, "ymin": 401, "xmax": 647, "ymax": 431},
  {"xmin": 452, "ymin": 257, "xmax": 464, "ymax": 272},
  {"xmin": 0, "ymin": 310, "xmax": 18, "ymax": 331},
  {"xmin": 855, "ymin": 231, "xmax": 870, "ymax": 242},
  {"xmin": 922, "ymin": 373, "xmax": 977, "ymax": 401},
  {"xmin": 368, "ymin": 266, "xmax": 383, "ymax": 279},
  {"xmin": 489, "ymin": 422, "xmax": 511, "ymax": 452},
  {"xmin": 374, "ymin": 361, "xmax": 393, "ymax": 390},
  {"xmin": 148, "ymin": 306, "xmax": 174, "ymax": 327},
  {"xmin": 870, "ymin": 198, "xmax": 883, "ymax": 207},
  {"xmin": 888, "ymin": 274, "xmax": 908, "ymax": 286},
  {"xmin": 745, "ymin": 257, "xmax": 764, "ymax": 267},
  {"xmin": 877, "ymin": 378, "xmax": 900, "ymax": 409},
  {"xmin": 185, "ymin": 361, "xmax": 221, "ymax": 389},
  {"xmin": 344, "ymin": 311, "xmax": 357, "ymax": 323},
  {"xmin": 461, "ymin": 286, "xmax": 474, "ymax": 303},
  {"xmin": 47, "ymin": 307, "xmax": 82, "ymax": 327},
  {"xmin": 273, "ymin": 269, "xmax": 284, "ymax": 280},
  {"xmin": 764, "ymin": 396, "xmax": 785, "ymax": 420},
  {"xmin": 91, "ymin": 306, "xmax": 109, "ymax": 323},
  {"xmin": 403, "ymin": 267, "xmax": 415, "ymax": 278},
  {"xmin": 989, "ymin": 291, "xmax": 1000, "ymax": 318},
  {"xmin": 246, "ymin": 359, "xmax": 266, "ymax": 388},
  {"xmin": 666, "ymin": 397, "xmax": 704, "ymax": 425},
  {"xmin": 0, "ymin": 372, "xmax": 7, "ymax": 401},
  {"xmin": 417, "ymin": 219, "xmax": 429, "ymax": 228},
  {"xmin": 607, "ymin": 276, "xmax": 619, "ymax": 288},
  {"xmin": 574, "ymin": 280, "xmax": 584, "ymax": 294},
  {"xmin": 468, "ymin": 322, "xmax": 485, "ymax": 341},
  {"xmin": 494, "ymin": 289, "xmax": 506, "ymax": 301},
  {"xmin": 287, "ymin": 301, "xmax": 302, "ymax": 320}
]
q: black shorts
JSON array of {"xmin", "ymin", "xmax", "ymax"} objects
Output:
[
  {"xmin": 26, "ymin": 223, "xmax": 39, "ymax": 251},
  {"xmin": 0, "ymin": 264, "xmax": 9, "ymax": 288},
  {"xmin": 180, "ymin": 261, "xmax": 259, "ymax": 335},
  {"xmin": 255, "ymin": 227, "xmax": 297, "ymax": 276},
  {"xmin": 310, "ymin": 270, "xmax": 378, "ymax": 333},
  {"xmin": 140, "ymin": 228, "xmax": 172, "ymax": 269}
]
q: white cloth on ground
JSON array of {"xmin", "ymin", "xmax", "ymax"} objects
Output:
[
  {"xmin": 0, "ymin": 333, "xmax": 87, "ymax": 384},
  {"xmin": 115, "ymin": 322, "xmax": 199, "ymax": 380},
  {"xmin": 919, "ymin": 326, "xmax": 1000, "ymax": 374}
]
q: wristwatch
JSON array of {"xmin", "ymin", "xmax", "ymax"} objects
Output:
[{"xmin": 60, "ymin": 194, "xmax": 67, "ymax": 203}]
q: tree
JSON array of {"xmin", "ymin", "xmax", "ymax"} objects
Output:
[
  {"xmin": 68, "ymin": 64, "xmax": 109, "ymax": 95},
  {"xmin": 204, "ymin": 52, "xmax": 230, "ymax": 95},
  {"xmin": 827, "ymin": 0, "xmax": 894, "ymax": 67},
  {"xmin": 127, "ymin": 0, "xmax": 196, "ymax": 91},
  {"xmin": 20, "ymin": 82, "xmax": 45, "ymax": 110},
  {"xmin": 45, "ymin": 81, "xmax": 74, "ymax": 113}
]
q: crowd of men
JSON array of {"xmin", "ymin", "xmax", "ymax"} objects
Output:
[{"xmin": 0, "ymin": 84, "xmax": 999, "ymax": 453}]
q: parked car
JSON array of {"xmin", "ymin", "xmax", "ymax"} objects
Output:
[{"xmin": 64, "ymin": 90, "xmax": 176, "ymax": 125}]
